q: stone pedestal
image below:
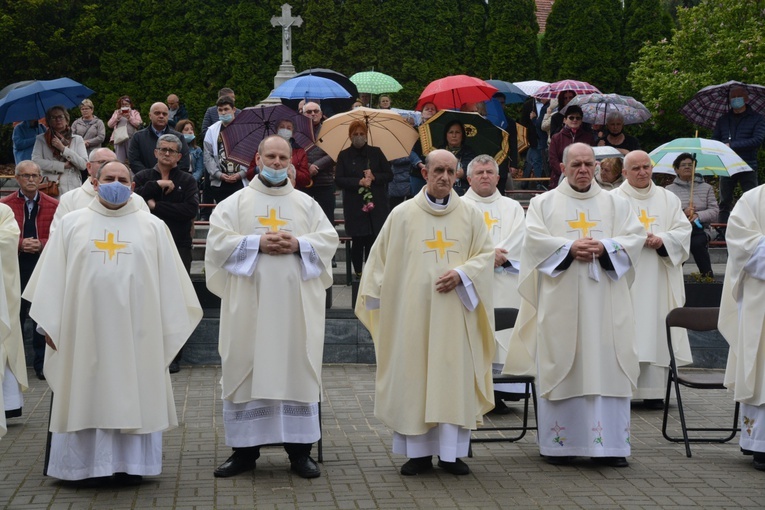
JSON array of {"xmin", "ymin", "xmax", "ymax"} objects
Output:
[{"xmin": 262, "ymin": 63, "xmax": 299, "ymax": 105}]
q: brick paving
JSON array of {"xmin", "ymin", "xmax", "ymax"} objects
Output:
[{"xmin": 1, "ymin": 364, "xmax": 764, "ymax": 509}]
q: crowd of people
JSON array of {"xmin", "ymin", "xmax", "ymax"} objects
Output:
[{"xmin": 1, "ymin": 81, "xmax": 764, "ymax": 487}]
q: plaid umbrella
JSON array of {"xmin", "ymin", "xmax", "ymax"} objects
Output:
[
  {"xmin": 680, "ymin": 80, "xmax": 765, "ymax": 130},
  {"xmin": 513, "ymin": 80, "xmax": 549, "ymax": 96},
  {"xmin": 562, "ymin": 93, "xmax": 652, "ymax": 125},
  {"xmin": 533, "ymin": 80, "xmax": 601, "ymax": 100},
  {"xmin": 349, "ymin": 71, "xmax": 403, "ymax": 94},
  {"xmin": 220, "ymin": 105, "xmax": 314, "ymax": 167},
  {"xmin": 649, "ymin": 138, "xmax": 752, "ymax": 176}
]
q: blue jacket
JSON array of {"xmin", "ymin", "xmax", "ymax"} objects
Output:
[
  {"xmin": 12, "ymin": 121, "xmax": 46, "ymax": 164},
  {"xmin": 712, "ymin": 106, "xmax": 765, "ymax": 170}
]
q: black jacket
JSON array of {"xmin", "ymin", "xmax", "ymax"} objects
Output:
[
  {"xmin": 128, "ymin": 126, "xmax": 190, "ymax": 174},
  {"xmin": 134, "ymin": 166, "xmax": 199, "ymax": 248}
]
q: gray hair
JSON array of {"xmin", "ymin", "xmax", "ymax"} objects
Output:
[
  {"xmin": 605, "ymin": 111, "xmax": 624, "ymax": 124},
  {"xmin": 89, "ymin": 147, "xmax": 117, "ymax": 162},
  {"xmin": 156, "ymin": 134, "xmax": 182, "ymax": 152},
  {"xmin": 96, "ymin": 161, "xmax": 133, "ymax": 183},
  {"xmin": 466, "ymin": 154, "xmax": 498, "ymax": 177},
  {"xmin": 562, "ymin": 143, "xmax": 595, "ymax": 166},
  {"xmin": 15, "ymin": 160, "xmax": 40, "ymax": 176}
]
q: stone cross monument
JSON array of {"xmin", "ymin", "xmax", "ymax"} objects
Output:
[{"xmin": 271, "ymin": 4, "xmax": 303, "ymax": 89}]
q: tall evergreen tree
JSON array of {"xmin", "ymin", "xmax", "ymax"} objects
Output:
[
  {"xmin": 456, "ymin": 0, "xmax": 490, "ymax": 77},
  {"xmin": 486, "ymin": 0, "xmax": 540, "ymax": 82},
  {"xmin": 623, "ymin": 0, "xmax": 673, "ymax": 75},
  {"xmin": 294, "ymin": 0, "xmax": 345, "ymax": 73}
]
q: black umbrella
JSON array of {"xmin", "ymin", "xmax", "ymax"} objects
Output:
[{"xmin": 280, "ymin": 68, "xmax": 358, "ymax": 116}]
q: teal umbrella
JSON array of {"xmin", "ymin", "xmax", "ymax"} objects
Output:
[{"xmin": 349, "ymin": 71, "xmax": 403, "ymax": 94}]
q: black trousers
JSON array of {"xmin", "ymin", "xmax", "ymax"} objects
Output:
[
  {"xmin": 351, "ymin": 235, "xmax": 375, "ymax": 274},
  {"xmin": 19, "ymin": 255, "xmax": 44, "ymax": 374},
  {"xmin": 719, "ymin": 171, "xmax": 758, "ymax": 223},
  {"xmin": 690, "ymin": 227, "xmax": 713, "ymax": 277},
  {"xmin": 304, "ymin": 185, "xmax": 335, "ymax": 224}
]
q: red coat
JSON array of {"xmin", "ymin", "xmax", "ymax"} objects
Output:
[
  {"xmin": 0, "ymin": 190, "xmax": 58, "ymax": 250},
  {"xmin": 246, "ymin": 141, "xmax": 311, "ymax": 189},
  {"xmin": 548, "ymin": 127, "xmax": 596, "ymax": 189}
]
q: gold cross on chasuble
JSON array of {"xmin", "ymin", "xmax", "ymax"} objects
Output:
[
  {"xmin": 567, "ymin": 211, "xmax": 598, "ymax": 238},
  {"xmin": 483, "ymin": 211, "xmax": 499, "ymax": 232},
  {"xmin": 424, "ymin": 230, "xmax": 456, "ymax": 259},
  {"xmin": 637, "ymin": 209, "xmax": 656, "ymax": 231},
  {"xmin": 93, "ymin": 231, "xmax": 129, "ymax": 261},
  {"xmin": 258, "ymin": 208, "xmax": 288, "ymax": 232}
]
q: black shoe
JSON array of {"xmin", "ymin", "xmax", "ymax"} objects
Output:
[
  {"xmin": 68, "ymin": 476, "xmax": 111, "ymax": 488},
  {"xmin": 753, "ymin": 452, "xmax": 765, "ymax": 471},
  {"xmin": 592, "ymin": 456, "xmax": 629, "ymax": 468},
  {"xmin": 488, "ymin": 399, "xmax": 513, "ymax": 415},
  {"xmin": 214, "ymin": 451, "xmax": 257, "ymax": 478},
  {"xmin": 113, "ymin": 472, "xmax": 143, "ymax": 486},
  {"xmin": 331, "ymin": 258, "xmax": 338, "ymax": 268},
  {"xmin": 290, "ymin": 456, "xmax": 320, "ymax": 479},
  {"xmin": 400, "ymin": 456, "xmax": 433, "ymax": 475},
  {"xmin": 644, "ymin": 399, "xmax": 664, "ymax": 410},
  {"xmin": 437, "ymin": 458, "xmax": 470, "ymax": 475},
  {"xmin": 543, "ymin": 455, "xmax": 576, "ymax": 466},
  {"xmin": 36, "ymin": 370, "xmax": 45, "ymax": 381},
  {"xmin": 5, "ymin": 408, "xmax": 21, "ymax": 419},
  {"xmin": 742, "ymin": 448, "xmax": 754, "ymax": 456},
  {"xmin": 169, "ymin": 361, "xmax": 180, "ymax": 374}
]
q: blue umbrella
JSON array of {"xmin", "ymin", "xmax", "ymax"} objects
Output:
[
  {"xmin": 485, "ymin": 80, "xmax": 528, "ymax": 104},
  {"xmin": 271, "ymin": 75, "xmax": 352, "ymax": 101},
  {"xmin": 0, "ymin": 78, "xmax": 95, "ymax": 124}
]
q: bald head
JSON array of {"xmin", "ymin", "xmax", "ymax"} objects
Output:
[
  {"xmin": 424, "ymin": 149, "xmax": 458, "ymax": 199},
  {"xmin": 149, "ymin": 102, "xmax": 169, "ymax": 130},
  {"xmin": 87, "ymin": 148, "xmax": 118, "ymax": 178},
  {"xmin": 622, "ymin": 150, "xmax": 653, "ymax": 189},
  {"xmin": 96, "ymin": 161, "xmax": 133, "ymax": 183},
  {"xmin": 167, "ymin": 94, "xmax": 180, "ymax": 109}
]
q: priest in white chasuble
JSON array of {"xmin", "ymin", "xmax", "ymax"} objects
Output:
[
  {"xmin": 505, "ymin": 143, "xmax": 645, "ymax": 468},
  {"xmin": 614, "ymin": 151, "xmax": 692, "ymax": 409},
  {"xmin": 205, "ymin": 136, "xmax": 338, "ymax": 480},
  {"xmin": 22, "ymin": 161, "xmax": 202, "ymax": 485},
  {"xmin": 719, "ymin": 184, "xmax": 765, "ymax": 471},
  {"xmin": 0, "ymin": 203, "xmax": 24, "ymax": 431},
  {"xmin": 462, "ymin": 154, "xmax": 526, "ymax": 414},
  {"xmin": 356, "ymin": 149, "xmax": 495, "ymax": 476}
]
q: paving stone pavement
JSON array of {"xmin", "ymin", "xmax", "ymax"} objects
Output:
[{"xmin": 1, "ymin": 364, "xmax": 764, "ymax": 509}]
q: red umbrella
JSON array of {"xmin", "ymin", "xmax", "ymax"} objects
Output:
[
  {"xmin": 533, "ymin": 79, "xmax": 601, "ymax": 100},
  {"xmin": 416, "ymin": 75, "xmax": 498, "ymax": 111}
]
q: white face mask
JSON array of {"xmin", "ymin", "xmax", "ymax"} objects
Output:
[
  {"xmin": 121, "ymin": 106, "xmax": 130, "ymax": 111},
  {"xmin": 277, "ymin": 128, "xmax": 293, "ymax": 140}
]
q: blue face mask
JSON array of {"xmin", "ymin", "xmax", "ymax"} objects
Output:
[
  {"xmin": 730, "ymin": 97, "xmax": 745, "ymax": 109},
  {"xmin": 183, "ymin": 133, "xmax": 195, "ymax": 143},
  {"xmin": 98, "ymin": 181, "xmax": 132, "ymax": 206},
  {"xmin": 260, "ymin": 165, "xmax": 288, "ymax": 184},
  {"xmin": 219, "ymin": 113, "xmax": 234, "ymax": 124}
]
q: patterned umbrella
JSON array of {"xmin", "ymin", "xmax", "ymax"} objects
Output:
[
  {"xmin": 562, "ymin": 93, "xmax": 652, "ymax": 125},
  {"xmin": 680, "ymin": 80, "xmax": 765, "ymax": 130},
  {"xmin": 533, "ymin": 80, "xmax": 601, "ymax": 100},
  {"xmin": 349, "ymin": 71, "xmax": 403, "ymax": 94},
  {"xmin": 416, "ymin": 75, "xmax": 498, "ymax": 111},
  {"xmin": 513, "ymin": 80, "xmax": 549, "ymax": 96},
  {"xmin": 419, "ymin": 110, "xmax": 510, "ymax": 164},
  {"xmin": 649, "ymin": 138, "xmax": 752, "ymax": 176},
  {"xmin": 220, "ymin": 105, "xmax": 314, "ymax": 167}
]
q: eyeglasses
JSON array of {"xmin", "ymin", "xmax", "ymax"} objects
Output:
[
  {"xmin": 304, "ymin": 109, "xmax": 320, "ymax": 114},
  {"xmin": 156, "ymin": 147, "xmax": 179, "ymax": 155},
  {"xmin": 17, "ymin": 174, "xmax": 41, "ymax": 180},
  {"xmin": 50, "ymin": 115, "xmax": 66, "ymax": 121},
  {"xmin": 567, "ymin": 116, "xmax": 583, "ymax": 121}
]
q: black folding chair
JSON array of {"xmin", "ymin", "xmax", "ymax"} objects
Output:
[{"xmin": 661, "ymin": 307, "xmax": 739, "ymax": 457}]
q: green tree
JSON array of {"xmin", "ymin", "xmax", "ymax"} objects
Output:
[
  {"xmin": 623, "ymin": 0, "xmax": 673, "ymax": 79},
  {"xmin": 540, "ymin": 0, "xmax": 625, "ymax": 92},
  {"xmin": 293, "ymin": 0, "xmax": 345, "ymax": 72},
  {"xmin": 456, "ymin": 0, "xmax": 490, "ymax": 77},
  {"xmin": 629, "ymin": 0, "xmax": 765, "ymax": 145},
  {"xmin": 486, "ymin": 0, "xmax": 540, "ymax": 82}
]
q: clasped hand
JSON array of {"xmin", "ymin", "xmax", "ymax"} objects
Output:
[
  {"xmin": 259, "ymin": 231, "xmax": 298, "ymax": 255},
  {"xmin": 435, "ymin": 269, "xmax": 461, "ymax": 293},
  {"xmin": 570, "ymin": 237, "xmax": 604, "ymax": 261}
]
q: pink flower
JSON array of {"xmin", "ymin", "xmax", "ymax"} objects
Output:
[{"xmin": 362, "ymin": 202, "xmax": 375, "ymax": 213}]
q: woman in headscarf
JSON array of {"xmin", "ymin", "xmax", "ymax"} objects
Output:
[{"xmin": 31, "ymin": 105, "xmax": 88, "ymax": 195}]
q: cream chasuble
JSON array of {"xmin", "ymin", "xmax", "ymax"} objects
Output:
[
  {"xmin": 205, "ymin": 178, "xmax": 338, "ymax": 405},
  {"xmin": 356, "ymin": 189, "xmax": 495, "ymax": 436},
  {"xmin": 0, "ymin": 204, "xmax": 26, "ymax": 417},
  {"xmin": 51, "ymin": 181, "xmax": 148, "ymax": 233},
  {"xmin": 719, "ymin": 185, "xmax": 765, "ymax": 406},
  {"xmin": 504, "ymin": 179, "xmax": 645, "ymax": 400},
  {"xmin": 614, "ymin": 182, "xmax": 692, "ymax": 398},
  {"xmin": 463, "ymin": 188, "xmax": 525, "ymax": 364},
  {"xmin": 23, "ymin": 198, "xmax": 202, "ymax": 434}
]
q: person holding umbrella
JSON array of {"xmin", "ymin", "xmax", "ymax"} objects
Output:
[
  {"xmin": 712, "ymin": 86, "xmax": 765, "ymax": 234},
  {"xmin": 12, "ymin": 120, "xmax": 46, "ymax": 164},
  {"xmin": 597, "ymin": 112, "xmax": 640, "ymax": 155},
  {"xmin": 334, "ymin": 120, "xmax": 392, "ymax": 277},
  {"xmin": 440, "ymin": 120, "xmax": 476, "ymax": 196},
  {"xmin": 665, "ymin": 153, "xmax": 718, "ymax": 278},
  {"xmin": 32, "ymin": 105, "xmax": 88, "ymax": 196}
]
